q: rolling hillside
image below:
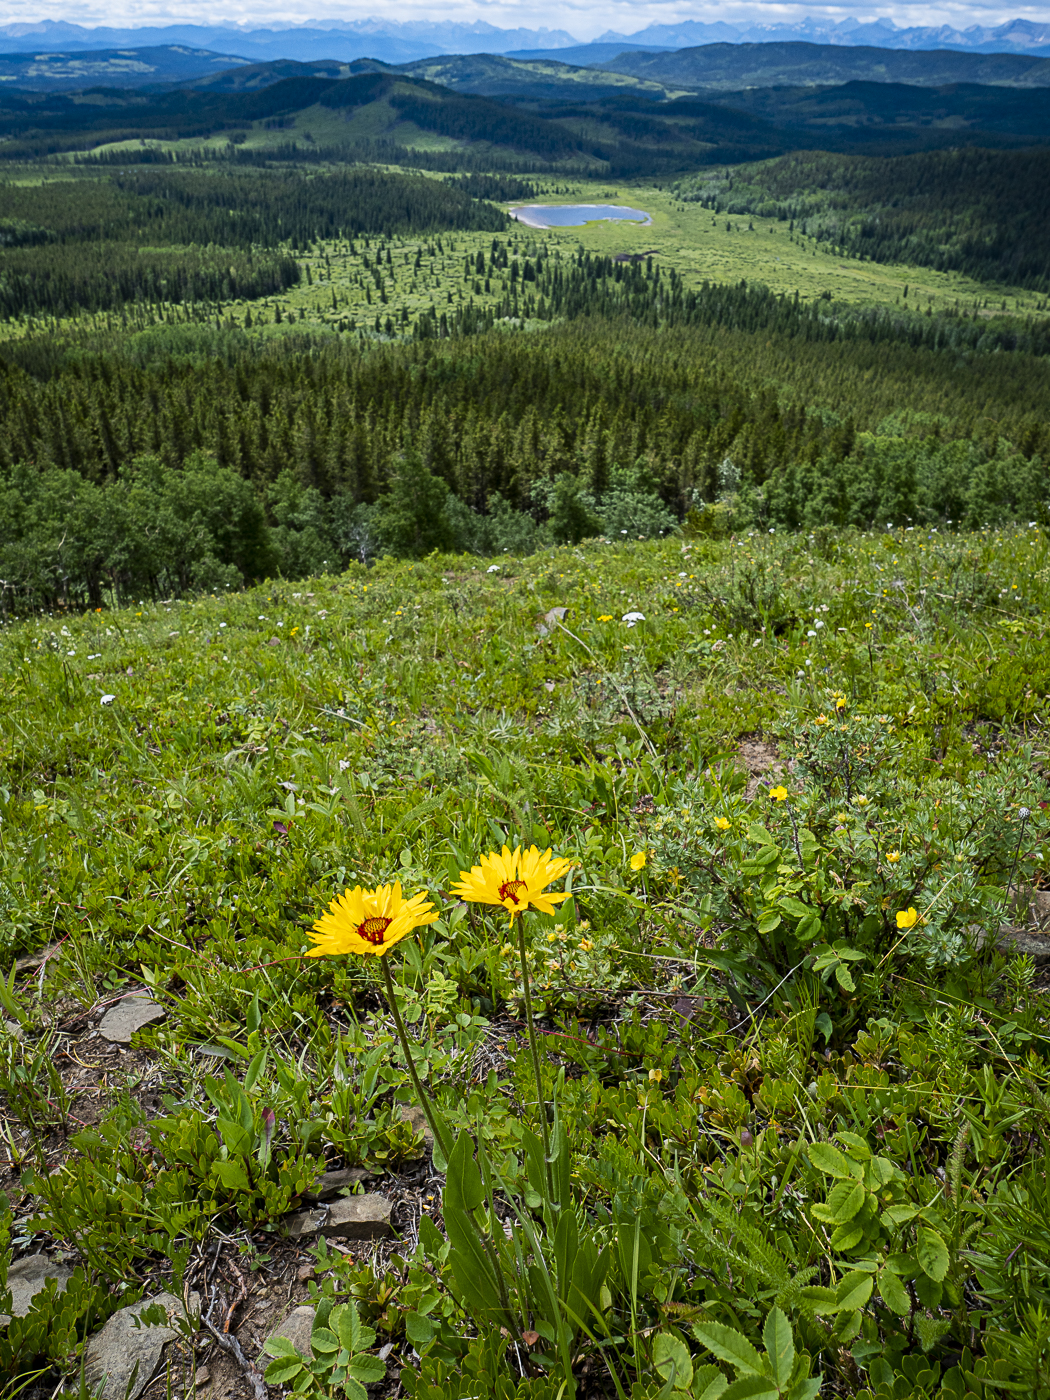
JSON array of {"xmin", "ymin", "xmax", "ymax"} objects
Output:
[
  {"xmin": 0, "ymin": 44, "xmax": 250, "ymax": 91},
  {"xmin": 599, "ymin": 40, "xmax": 1050, "ymax": 90}
]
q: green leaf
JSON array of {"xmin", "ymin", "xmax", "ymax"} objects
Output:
[
  {"xmin": 445, "ymin": 1130, "xmax": 485, "ymax": 1214},
  {"xmin": 758, "ymin": 909, "xmax": 783, "ymax": 935},
  {"xmin": 748, "ymin": 824, "xmax": 776, "ymax": 847},
  {"xmin": 405, "ymin": 1310, "xmax": 435, "ymax": 1350},
  {"xmin": 310, "ymin": 1325, "xmax": 339, "ymax": 1355},
  {"xmin": 798, "ymin": 1286, "xmax": 838, "ymax": 1314},
  {"xmin": 816, "ymin": 1180, "xmax": 865, "ymax": 1224},
  {"xmin": 262, "ymin": 1337, "xmax": 302, "ymax": 1360},
  {"xmin": 916, "ymin": 1228, "xmax": 950, "ymax": 1283},
  {"xmin": 785, "ymin": 1379, "xmax": 822, "ymax": 1400},
  {"xmin": 348, "ymin": 1355, "xmax": 386, "ymax": 1384},
  {"xmin": 796, "ymin": 914, "xmax": 823, "ymax": 943},
  {"xmin": 263, "ymin": 1357, "xmax": 303, "ymax": 1384},
  {"xmin": 807, "ymin": 1142, "xmax": 853, "ymax": 1178},
  {"xmin": 877, "ymin": 1267, "xmax": 911, "ymax": 1316},
  {"xmin": 693, "ymin": 1367, "xmax": 729, "ymax": 1400},
  {"xmin": 721, "ymin": 1378, "xmax": 779, "ymax": 1400},
  {"xmin": 691, "ymin": 1321, "xmax": 766, "ymax": 1376},
  {"xmin": 763, "ymin": 1307, "xmax": 794, "ymax": 1387},
  {"xmin": 834, "ymin": 964, "xmax": 855, "ymax": 993},
  {"xmin": 881, "ymin": 1204, "xmax": 920, "ymax": 1227},
  {"xmin": 834, "ymin": 1271, "xmax": 873, "ymax": 1312},
  {"xmin": 779, "ymin": 896, "xmax": 812, "ymax": 920},
  {"xmin": 653, "ymin": 1333, "xmax": 693, "ymax": 1392},
  {"xmin": 828, "ymin": 1221, "xmax": 865, "ymax": 1252}
]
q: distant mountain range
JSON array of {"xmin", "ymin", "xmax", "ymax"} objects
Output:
[{"xmin": 2, "ymin": 16, "xmax": 1049, "ymax": 68}]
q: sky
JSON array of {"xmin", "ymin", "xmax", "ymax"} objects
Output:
[{"xmin": 4, "ymin": 2, "xmax": 1048, "ymax": 41}]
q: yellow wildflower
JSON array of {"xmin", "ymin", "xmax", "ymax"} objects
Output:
[
  {"xmin": 896, "ymin": 907, "xmax": 919, "ymax": 930},
  {"xmin": 452, "ymin": 845, "xmax": 572, "ymax": 920},
  {"xmin": 306, "ymin": 882, "xmax": 438, "ymax": 959},
  {"xmin": 630, "ymin": 851, "xmax": 647, "ymax": 871},
  {"xmin": 769, "ymin": 786, "xmax": 788, "ymax": 802}
]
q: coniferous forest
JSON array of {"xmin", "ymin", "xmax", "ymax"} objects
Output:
[{"xmin": 4, "ymin": 52, "xmax": 1050, "ymax": 1400}]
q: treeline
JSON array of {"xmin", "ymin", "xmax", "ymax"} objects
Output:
[
  {"xmin": 0, "ymin": 168, "xmax": 508, "ymax": 253},
  {"xmin": 0, "ymin": 245, "xmax": 298, "ymax": 320},
  {"xmin": 0, "ymin": 168, "xmax": 512, "ymax": 319},
  {"xmin": 418, "ymin": 247, "xmax": 1050, "ymax": 359},
  {"xmin": 673, "ymin": 148, "xmax": 1050, "ymax": 290}
]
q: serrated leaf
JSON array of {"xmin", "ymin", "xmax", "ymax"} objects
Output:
[
  {"xmin": 758, "ymin": 909, "xmax": 783, "ymax": 934},
  {"xmin": 829, "ymin": 1221, "xmax": 865, "ymax": 1252},
  {"xmin": 763, "ymin": 1307, "xmax": 794, "ymax": 1387},
  {"xmin": 880, "ymin": 1204, "xmax": 920, "ymax": 1227},
  {"xmin": 262, "ymin": 1336, "xmax": 302, "ymax": 1360},
  {"xmin": 310, "ymin": 1325, "xmax": 339, "ymax": 1354},
  {"xmin": 348, "ymin": 1355, "xmax": 386, "ymax": 1384},
  {"xmin": 694, "ymin": 1372, "xmax": 729, "ymax": 1400},
  {"xmin": 785, "ymin": 1379, "xmax": 822, "ymax": 1400},
  {"xmin": 653, "ymin": 1333, "xmax": 693, "ymax": 1392},
  {"xmin": 780, "ymin": 896, "xmax": 812, "ymax": 920},
  {"xmin": 877, "ymin": 1267, "xmax": 911, "ymax": 1316},
  {"xmin": 916, "ymin": 1228, "xmax": 950, "ymax": 1283},
  {"xmin": 835, "ymin": 964, "xmax": 855, "ymax": 992},
  {"xmin": 798, "ymin": 1286, "xmax": 838, "ymax": 1314},
  {"xmin": 807, "ymin": 1142, "xmax": 852, "ymax": 1178},
  {"xmin": 721, "ymin": 1377, "xmax": 779, "ymax": 1400},
  {"xmin": 835, "ymin": 1271, "xmax": 874, "ymax": 1311},
  {"xmin": 263, "ymin": 1358, "xmax": 303, "ymax": 1385},
  {"xmin": 691, "ymin": 1321, "xmax": 765, "ymax": 1376}
]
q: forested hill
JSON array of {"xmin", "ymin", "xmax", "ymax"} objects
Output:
[
  {"xmin": 598, "ymin": 39, "xmax": 1050, "ymax": 89},
  {"xmin": 673, "ymin": 148, "xmax": 1050, "ymax": 288}
]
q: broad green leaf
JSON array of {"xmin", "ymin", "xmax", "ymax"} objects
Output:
[
  {"xmin": 748, "ymin": 824, "xmax": 776, "ymax": 847},
  {"xmin": 797, "ymin": 914, "xmax": 823, "ymax": 943},
  {"xmin": 780, "ymin": 896, "xmax": 812, "ymax": 919},
  {"xmin": 721, "ymin": 1377, "xmax": 779, "ymax": 1400},
  {"xmin": 807, "ymin": 1142, "xmax": 853, "ymax": 1178},
  {"xmin": 834, "ymin": 964, "xmax": 855, "ymax": 993},
  {"xmin": 834, "ymin": 1271, "xmax": 873, "ymax": 1312},
  {"xmin": 828, "ymin": 1221, "xmax": 865, "ymax": 1252},
  {"xmin": 691, "ymin": 1321, "xmax": 765, "ymax": 1376},
  {"xmin": 263, "ymin": 1357, "xmax": 303, "ymax": 1384},
  {"xmin": 445, "ymin": 1130, "xmax": 484, "ymax": 1213},
  {"xmin": 310, "ymin": 1325, "xmax": 339, "ymax": 1355},
  {"xmin": 916, "ymin": 1228, "xmax": 950, "ymax": 1283},
  {"xmin": 785, "ymin": 1379, "xmax": 822, "ymax": 1400},
  {"xmin": 653, "ymin": 1333, "xmax": 693, "ymax": 1392},
  {"xmin": 261, "ymin": 1337, "xmax": 301, "ymax": 1359},
  {"xmin": 334, "ymin": 1302, "xmax": 367, "ymax": 1353},
  {"xmin": 348, "ymin": 1355, "xmax": 386, "ymax": 1384},
  {"xmin": 693, "ymin": 1366, "xmax": 729, "ymax": 1400},
  {"xmin": 405, "ymin": 1310, "xmax": 435, "ymax": 1350},
  {"xmin": 877, "ymin": 1267, "xmax": 911, "ymax": 1316},
  {"xmin": 822, "ymin": 1180, "xmax": 865, "ymax": 1224},
  {"xmin": 758, "ymin": 909, "xmax": 783, "ymax": 935},
  {"xmin": 763, "ymin": 1307, "xmax": 794, "ymax": 1387}
]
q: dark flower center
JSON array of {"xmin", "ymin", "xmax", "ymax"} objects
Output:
[
  {"xmin": 359, "ymin": 916, "xmax": 392, "ymax": 944},
  {"xmin": 499, "ymin": 879, "xmax": 527, "ymax": 905}
]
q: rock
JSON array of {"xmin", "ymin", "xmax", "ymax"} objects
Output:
[
  {"xmin": 84, "ymin": 1291, "xmax": 200, "ymax": 1400},
  {"xmin": 323, "ymin": 1194, "xmax": 392, "ymax": 1241},
  {"xmin": 3, "ymin": 1020, "xmax": 22, "ymax": 1040},
  {"xmin": 264, "ymin": 1305, "xmax": 315, "ymax": 1360},
  {"xmin": 99, "ymin": 995, "xmax": 166, "ymax": 1044},
  {"xmin": 0, "ymin": 1253, "xmax": 73, "ymax": 1324},
  {"xmin": 296, "ymin": 1264, "xmax": 316, "ymax": 1282},
  {"xmin": 398, "ymin": 1105, "xmax": 434, "ymax": 1147},
  {"xmin": 301, "ymin": 1167, "xmax": 369, "ymax": 1203},
  {"xmin": 194, "ymin": 1367, "xmax": 211, "ymax": 1388},
  {"xmin": 282, "ymin": 1207, "xmax": 328, "ymax": 1240},
  {"xmin": 998, "ymin": 928, "xmax": 1050, "ymax": 968}
]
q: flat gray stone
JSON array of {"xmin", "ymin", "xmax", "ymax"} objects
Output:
[
  {"xmin": 263, "ymin": 1305, "xmax": 315, "ymax": 1360},
  {"xmin": 301, "ymin": 1167, "xmax": 369, "ymax": 1203},
  {"xmin": 99, "ymin": 995, "xmax": 166, "ymax": 1044},
  {"xmin": 323, "ymin": 1193, "xmax": 391, "ymax": 1241},
  {"xmin": 0, "ymin": 1253, "xmax": 73, "ymax": 1324},
  {"xmin": 282, "ymin": 1206, "xmax": 329, "ymax": 1240},
  {"xmin": 84, "ymin": 1292, "xmax": 200, "ymax": 1400}
]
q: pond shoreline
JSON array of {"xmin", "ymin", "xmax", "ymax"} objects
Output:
[{"xmin": 508, "ymin": 203, "xmax": 652, "ymax": 229}]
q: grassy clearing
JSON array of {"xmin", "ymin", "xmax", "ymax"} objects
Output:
[{"xmin": 2, "ymin": 525, "xmax": 1050, "ymax": 1396}]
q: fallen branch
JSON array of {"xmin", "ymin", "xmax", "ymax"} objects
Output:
[{"xmin": 202, "ymin": 1298, "xmax": 268, "ymax": 1400}]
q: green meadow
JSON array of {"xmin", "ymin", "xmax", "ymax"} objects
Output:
[{"xmin": 2, "ymin": 524, "xmax": 1050, "ymax": 1397}]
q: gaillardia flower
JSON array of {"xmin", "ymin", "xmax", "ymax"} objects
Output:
[
  {"xmin": 306, "ymin": 882, "xmax": 438, "ymax": 958},
  {"xmin": 452, "ymin": 845, "xmax": 572, "ymax": 919}
]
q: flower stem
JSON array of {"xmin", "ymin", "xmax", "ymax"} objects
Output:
[
  {"xmin": 515, "ymin": 911, "xmax": 553, "ymax": 1200},
  {"xmin": 379, "ymin": 953, "xmax": 451, "ymax": 1162}
]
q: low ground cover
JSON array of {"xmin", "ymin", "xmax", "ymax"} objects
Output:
[{"xmin": 1, "ymin": 525, "xmax": 1049, "ymax": 1398}]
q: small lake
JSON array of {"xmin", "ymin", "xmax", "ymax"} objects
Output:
[{"xmin": 509, "ymin": 203, "xmax": 652, "ymax": 228}]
